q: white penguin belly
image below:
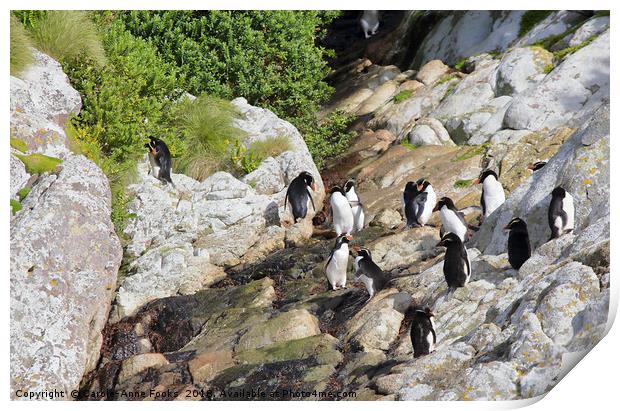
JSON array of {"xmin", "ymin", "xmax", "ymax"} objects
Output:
[
  {"xmin": 326, "ymin": 247, "xmax": 349, "ymax": 288},
  {"xmin": 440, "ymin": 208, "xmax": 467, "ymax": 241},
  {"xmin": 482, "ymin": 178, "xmax": 506, "ymax": 217},
  {"xmin": 419, "ymin": 187, "xmax": 437, "ymax": 225},
  {"xmin": 563, "ymin": 192, "xmax": 575, "ymax": 231},
  {"xmin": 428, "ymin": 317, "xmax": 436, "ymax": 352},
  {"xmin": 331, "ymin": 194, "xmax": 354, "ymax": 235},
  {"xmin": 148, "ymin": 154, "xmax": 160, "ymax": 178},
  {"xmin": 358, "ymin": 274, "xmax": 374, "ymax": 297},
  {"xmin": 351, "ymin": 205, "xmax": 365, "ymax": 232}
]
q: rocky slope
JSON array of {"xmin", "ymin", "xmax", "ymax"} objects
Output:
[{"xmin": 10, "ymin": 11, "xmax": 610, "ymax": 401}]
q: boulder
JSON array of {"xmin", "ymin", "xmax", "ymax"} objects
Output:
[
  {"xmin": 551, "ymin": 16, "xmax": 610, "ymax": 50},
  {"xmin": 515, "ymin": 11, "xmax": 591, "ymax": 47},
  {"xmin": 495, "ymin": 47, "xmax": 553, "ymax": 96},
  {"xmin": 415, "ymin": 60, "xmax": 451, "ymax": 86},
  {"xmin": 10, "ymin": 155, "xmax": 122, "ymax": 398},
  {"xmin": 10, "ymin": 154, "xmax": 29, "ymax": 200},
  {"xmin": 504, "ymin": 31, "xmax": 609, "ymax": 131},
  {"xmin": 408, "ymin": 117, "xmax": 454, "ymax": 146}
]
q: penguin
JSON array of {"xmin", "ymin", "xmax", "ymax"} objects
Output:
[
  {"xmin": 330, "ymin": 186, "xmax": 354, "ymax": 236},
  {"xmin": 360, "ymin": 11, "xmax": 380, "ymax": 39},
  {"xmin": 504, "ymin": 217, "xmax": 531, "ymax": 270},
  {"xmin": 284, "ymin": 171, "xmax": 317, "ymax": 223},
  {"xmin": 436, "ymin": 232, "xmax": 471, "ymax": 289},
  {"xmin": 352, "ymin": 248, "xmax": 388, "ymax": 301},
  {"xmin": 548, "ymin": 186, "xmax": 575, "ymax": 240},
  {"xmin": 433, "ymin": 197, "xmax": 468, "ymax": 241},
  {"xmin": 325, "ymin": 234, "xmax": 352, "ymax": 291},
  {"xmin": 145, "ymin": 137, "xmax": 175, "ymax": 187},
  {"xmin": 415, "ymin": 178, "xmax": 437, "ymax": 226},
  {"xmin": 527, "ymin": 161, "xmax": 547, "ymax": 172},
  {"xmin": 403, "ymin": 181, "xmax": 421, "ymax": 228},
  {"xmin": 410, "ymin": 308, "xmax": 436, "ymax": 358},
  {"xmin": 344, "ymin": 179, "xmax": 365, "ymax": 233},
  {"xmin": 473, "ymin": 169, "xmax": 505, "ymax": 220}
]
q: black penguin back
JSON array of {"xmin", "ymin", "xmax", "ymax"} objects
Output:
[
  {"xmin": 410, "ymin": 310, "xmax": 435, "ymax": 358},
  {"xmin": 507, "ymin": 225, "xmax": 531, "ymax": 269},
  {"xmin": 286, "ymin": 176, "xmax": 310, "ymax": 221},
  {"xmin": 442, "ymin": 239, "xmax": 469, "ymax": 288}
]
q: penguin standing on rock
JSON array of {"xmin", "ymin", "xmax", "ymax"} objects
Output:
[
  {"xmin": 403, "ymin": 181, "xmax": 421, "ymax": 228},
  {"xmin": 352, "ymin": 248, "xmax": 388, "ymax": 301},
  {"xmin": 360, "ymin": 11, "xmax": 380, "ymax": 39},
  {"xmin": 344, "ymin": 179, "xmax": 365, "ymax": 233},
  {"xmin": 414, "ymin": 178, "xmax": 437, "ymax": 226},
  {"xmin": 433, "ymin": 197, "xmax": 468, "ymax": 241},
  {"xmin": 473, "ymin": 169, "xmax": 505, "ymax": 221},
  {"xmin": 548, "ymin": 186, "xmax": 575, "ymax": 240},
  {"xmin": 437, "ymin": 232, "xmax": 471, "ymax": 289},
  {"xmin": 284, "ymin": 171, "xmax": 317, "ymax": 223},
  {"xmin": 504, "ymin": 217, "xmax": 531, "ymax": 270},
  {"xmin": 410, "ymin": 308, "xmax": 436, "ymax": 358},
  {"xmin": 330, "ymin": 186, "xmax": 354, "ymax": 236},
  {"xmin": 325, "ymin": 234, "xmax": 352, "ymax": 291},
  {"xmin": 145, "ymin": 137, "xmax": 175, "ymax": 187}
]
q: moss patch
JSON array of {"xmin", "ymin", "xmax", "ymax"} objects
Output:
[
  {"xmin": 15, "ymin": 153, "xmax": 62, "ymax": 174},
  {"xmin": 436, "ymin": 73, "xmax": 458, "ymax": 85},
  {"xmin": 400, "ymin": 140, "xmax": 418, "ymax": 151},
  {"xmin": 454, "ymin": 179, "xmax": 473, "ymax": 189},
  {"xmin": 553, "ymin": 34, "xmax": 597, "ymax": 60},
  {"xmin": 519, "ymin": 11, "xmax": 553, "ymax": 37},
  {"xmin": 235, "ymin": 334, "xmax": 341, "ymax": 365},
  {"xmin": 10, "ymin": 199, "xmax": 22, "ymax": 215},
  {"xmin": 393, "ymin": 89, "xmax": 413, "ymax": 104},
  {"xmin": 451, "ymin": 144, "xmax": 490, "ymax": 162},
  {"xmin": 454, "ymin": 57, "xmax": 467, "ymax": 72},
  {"xmin": 10, "ymin": 137, "xmax": 29, "ymax": 152},
  {"xmin": 17, "ymin": 187, "xmax": 31, "ymax": 201}
]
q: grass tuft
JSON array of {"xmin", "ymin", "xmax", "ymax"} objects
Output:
[
  {"xmin": 17, "ymin": 187, "xmax": 32, "ymax": 201},
  {"xmin": 28, "ymin": 11, "xmax": 106, "ymax": 66},
  {"xmin": 175, "ymin": 95, "xmax": 245, "ymax": 181},
  {"xmin": 451, "ymin": 144, "xmax": 490, "ymax": 162},
  {"xmin": 10, "ymin": 137, "xmax": 29, "ymax": 152},
  {"xmin": 553, "ymin": 34, "xmax": 598, "ymax": 60},
  {"xmin": 454, "ymin": 179, "xmax": 473, "ymax": 189},
  {"xmin": 11, "ymin": 199, "xmax": 23, "ymax": 215},
  {"xmin": 400, "ymin": 140, "xmax": 418, "ymax": 151},
  {"xmin": 10, "ymin": 15, "xmax": 34, "ymax": 76},
  {"xmin": 393, "ymin": 90, "xmax": 413, "ymax": 104},
  {"xmin": 15, "ymin": 153, "xmax": 62, "ymax": 174}
]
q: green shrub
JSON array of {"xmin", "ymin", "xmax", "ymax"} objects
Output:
[
  {"xmin": 393, "ymin": 90, "xmax": 413, "ymax": 104},
  {"xmin": 230, "ymin": 136, "xmax": 292, "ymax": 175},
  {"xmin": 10, "ymin": 15, "xmax": 34, "ymax": 76},
  {"xmin": 15, "ymin": 153, "xmax": 62, "ymax": 174},
  {"xmin": 13, "ymin": 10, "xmax": 48, "ymax": 30},
  {"xmin": 11, "ymin": 199, "xmax": 23, "ymax": 215},
  {"xmin": 304, "ymin": 111, "xmax": 356, "ymax": 170},
  {"xmin": 17, "ymin": 187, "xmax": 31, "ymax": 201},
  {"xmin": 519, "ymin": 11, "xmax": 553, "ymax": 37},
  {"xmin": 10, "ymin": 137, "xmax": 29, "ymax": 152},
  {"xmin": 174, "ymin": 95, "xmax": 245, "ymax": 180},
  {"xmin": 28, "ymin": 11, "xmax": 106, "ymax": 66}
]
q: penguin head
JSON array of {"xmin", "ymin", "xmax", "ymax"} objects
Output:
[
  {"xmin": 424, "ymin": 307, "xmax": 435, "ymax": 318},
  {"xmin": 416, "ymin": 178, "xmax": 431, "ymax": 191},
  {"xmin": 300, "ymin": 171, "xmax": 316, "ymax": 192},
  {"xmin": 404, "ymin": 181, "xmax": 419, "ymax": 193},
  {"xmin": 335, "ymin": 233, "xmax": 353, "ymax": 248},
  {"xmin": 551, "ymin": 186, "xmax": 566, "ymax": 199},
  {"xmin": 145, "ymin": 138, "xmax": 157, "ymax": 153},
  {"xmin": 436, "ymin": 232, "xmax": 462, "ymax": 247},
  {"xmin": 357, "ymin": 248, "xmax": 372, "ymax": 260},
  {"xmin": 330, "ymin": 186, "xmax": 345, "ymax": 196},
  {"xmin": 527, "ymin": 161, "xmax": 547, "ymax": 172},
  {"xmin": 503, "ymin": 217, "xmax": 527, "ymax": 231},
  {"xmin": 473, "ymin": 169, "xmax": 499, "ymax": 184},
  {"xmin": 344, "ymin": 179, "xmax": 356, "ymax": 193},
  {"xmin": 433, "ymin": 197, "xmax": 455, "ymax": 212}
]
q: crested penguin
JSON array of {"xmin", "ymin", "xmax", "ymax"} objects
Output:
[
  {"xmin": 360, "ymin": 11, "xmax": 380, "ymax": 39},
  {"xmin": 145, "ymin": 137, "xmax": 175, "ymax": 187},
  {"xmin": 325, "ymin": 234, "xmax": 352, "ymax": 291},
  {"xmin": 474, "ymin": 169, "xmax": 505, "ymax": 220},
  {"xmin": 504, "ymin": 217, "xmax": 531, "ymax": 270},
  {"xmin": 437, "ymin": 232, "xmax": 471, "ymax": 289},
  {"xmin": 548, "ymin": 186, "xmax": 575, "ymax": 240},
  {"xmin": 330, "ymin": 186, "xmax": 354, "ymax": 236},
  {"xmin": 433, "ymin": 197, "xmax": 468, "ymax": 241},
  {"xmin": 403, "ymin": 181, "xmax": 421, "ymax": 228},
  {"xmin": 410, "ymin": 308, "xmax": 436, "ymax": 358},
  {"xmin": 415, "ymin": 178, "xmax": 437, "ymax": 226},
  {"xmin": 352, "ymin": 248, "xmax": 388, "ymax": 301},
  {"xmin": 284, "ymin": 171, "xmax": 317, "ymax": 222},
  {"xmin": 344, "ymin": 179, "xmax": 365, "ymax": 233}
]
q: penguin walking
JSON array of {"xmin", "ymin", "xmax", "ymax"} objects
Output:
[
  {"xmin": 360, "ymin": 11, "xmax": 380, "ymax": 39},
  {"xmin": 410, "ymin": 308, "xmax": 436, "ymax": 358},
  {"xmin": 325, "ymin": 234, "xmax": 352, "ymax": 291},
  {"xmin": 473, "ymin": 169, "xmax": 505, "ymax": 221},
  {"xmin": 330, "ymin": 186, "xmax": 354, "ymax": 236},
  {"xmin": 433, "ymin": 197, "xmax": 468, "ymax": 241},
  {"xmin": 353, "ymin": 248, "xmax": 388, "ymax": 301},
  {"xmin": 344, "ymin": 179, "xmax": 365, "ymax": 233},
  {"xmin": 284, "ymin": 171, "xmax": 317, "ymax": 223},
  {"xmin": 415, "ymin": 178, "xmax": 437, "ymax": 226},
  {"xmin": 437, "ymin": 232, "xmax": 471, "ymax": 289},
  {"xmin": 504, "ymin": 217, "xmax": 531, "ymax": 270},
  {"xmin": 145, "ymin": 137, "xmax": 175, "ymax": 187},
  {"xmin": 548, "ymin": 186, "xmax": 575, "ymax": 239}
]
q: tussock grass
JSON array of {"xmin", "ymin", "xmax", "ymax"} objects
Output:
[
  {"xmin": 393, "ymin": 90, "xmax": 413, "ymax": 104},
  {"xmin": 250, "ymin": 136, "xmax": 292, "ymax": 160},
  {"xmin": 10, "ymin": 15, "xmax": 34, "ymax": 76},
  {"xmin": 28, "ymin": 11, "xmax": 106, "ymax": 66},
  {"xmin": 10, "ymin": 199, "xmax": 23, "ymax": 215},
  {"xmin": 175, "ymin": 95, "xmax": 245, "ymax": 181}
]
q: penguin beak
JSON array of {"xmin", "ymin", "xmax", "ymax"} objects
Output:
[
  {"xmin": 527, "ymin": 163, "xmax": 534, "ymax": 170},
  {"xmin": 432, "ymin": 204, "xmax": 440, "ymax": 212},
  {"xmin": 473, "ymin": 178, "xmax": 480, "ymax": 184},
  {"xmin": 416, "ymin": 183, "xmax": 423, "ymax": 191},
  {"xmin": 345, "ymin": 234, "xmax": 353, "ymax": 241},
  {"xmin": 503, "ymin": 223, "xmax": 511, "ymax": 230},
  {"xmin": 311, "ymin": 183, "xmax": 317, "ymax": 192}
]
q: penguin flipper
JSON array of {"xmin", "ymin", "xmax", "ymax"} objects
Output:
[
  {"xmin": 306, "ymin": 187, "xmax": 316, "ymax": 211},
  {"xmin": 284, "ymin": 189, "xmax": 289, "ymax": 212}
]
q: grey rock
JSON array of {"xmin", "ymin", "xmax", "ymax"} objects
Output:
[
  {"xmin": 495, "ymin": 47, "xmax": 553, "ymax": 96},
  {"xmin": 408, "ymin": 117, "xmax": 454, "ymax": 146},
  {"xmin": 415, "ymin": 60, "xmax": 451, "ymax": 86},
  {"xmin": 10, "ymin": 155, "xmax": 29, "ymax": 200}
]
